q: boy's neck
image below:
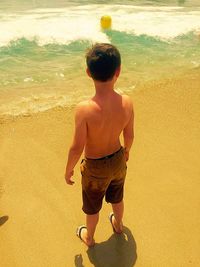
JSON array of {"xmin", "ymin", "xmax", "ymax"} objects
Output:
[{"xmin": 94, "ymin": 79, "xmax": 115, "ymax": 97}]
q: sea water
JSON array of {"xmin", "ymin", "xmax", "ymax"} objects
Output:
[{"xmin": 0, "ymin": 0, "xmax": 200, "ymax": 116}]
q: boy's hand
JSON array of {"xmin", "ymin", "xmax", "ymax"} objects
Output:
[{"xmin": 65, "ymin": 170, "xmax": 75, "ymax": 185}]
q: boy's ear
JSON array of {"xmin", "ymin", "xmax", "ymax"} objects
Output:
[
  {"xmin": 86, "ymin": 68, "xmax": 92, "ymax": 77},
  {"xmin": 115, "ymin": 66, "xmax": 121, "ymax": 78}
]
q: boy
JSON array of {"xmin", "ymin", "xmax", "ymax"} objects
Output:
[{"xmin": 65, "ymin": 43, "xmax": 134, "ymax": 247}]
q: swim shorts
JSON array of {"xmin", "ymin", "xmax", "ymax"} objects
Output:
[{"xmin": 80, "ymin": 146, "xmax": 127, "ymax": 215}]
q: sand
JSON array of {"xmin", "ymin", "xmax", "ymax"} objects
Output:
[{"xmin": 0, "ymin": 73, "xmax": 200, "ymax": 267}]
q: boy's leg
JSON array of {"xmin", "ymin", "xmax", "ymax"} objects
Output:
[
  {"xmin": 86, "ymin": 213, "xmax": 99, "ymax": 239},
  {"xmin": 111, "ymin": 200, "xmax": 124, "ymax": 233},
  {"xmin": 78, "ymin": 213, "xmax": 99, "ymax": 247}
]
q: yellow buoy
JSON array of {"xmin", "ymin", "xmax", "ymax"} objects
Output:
[{"xmin": 101, "ymin": 15, "xmax": 112, "ymax": 30}]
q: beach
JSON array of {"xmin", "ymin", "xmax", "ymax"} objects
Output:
[
  {"xmin": 1, "ymin": 1, "xmax": 200, "ymax": 266},
  {"xmin": 1, "ymin": 72, "xmax": 200, "ymax": 267}
]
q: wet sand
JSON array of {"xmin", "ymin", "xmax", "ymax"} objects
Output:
[{"xmin": 0, "ymin": 73, "xmax": 200, "ymax": 267}]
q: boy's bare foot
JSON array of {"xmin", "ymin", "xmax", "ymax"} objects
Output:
[
  {"xmin": 109, "ymin": 213, "xmax": 123, "ymax": 234},
  {"xmin": 76, "ymin": 226, "xmax": 95, "ymax": 247}
]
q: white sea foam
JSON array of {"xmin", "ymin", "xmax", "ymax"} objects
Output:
[
  {"xmin": 0, "ymin": 4, "xmax": 200, "ymax": 47},
  {"xmin": 0, "ymin": 93, "xmax": 76, "ymax": 116},
  {"xmin": 24, "ymin": 77, "xmax": 34, "ymax": 82}
]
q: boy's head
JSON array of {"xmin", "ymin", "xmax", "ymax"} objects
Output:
[{"xmin": 86, "ymin": 43, "xmax": 121, "ymax": 82}]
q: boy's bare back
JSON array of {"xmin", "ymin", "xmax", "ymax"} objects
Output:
[{"xmin": 76, "ymin": 91, "xmax": 133, "ymax": 159}]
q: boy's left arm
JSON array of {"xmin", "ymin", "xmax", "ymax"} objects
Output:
[{"xmin": 65, "ymin": 103, "xmax": 87, "ymax": 185}]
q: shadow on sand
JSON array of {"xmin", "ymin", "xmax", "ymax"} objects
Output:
[
  {"xmin": 75, "ymin": 226, "xmax": 137, "ymax": 267},
  {"xmin": 0, "ymin": 215, "xmax": 9, "ymax": 226}
]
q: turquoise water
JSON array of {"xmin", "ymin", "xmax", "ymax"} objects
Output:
[{"xmin": 0, "ymin": 0, "xmax": 200, "ymax": 116}]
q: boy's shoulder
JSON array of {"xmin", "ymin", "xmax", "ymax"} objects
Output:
[
  {"xmin": 76, "ymin": 100, "xmax": 91, "ymax": 109},
  {"xmin": 75, "ymin": 100, "xmax": 91, "ymax": 117},
  {"xmin": 121, "ymin": 94, "xmax": 133, "ymax": 107},
  {"xmin": 121, "ymin": 94, "xmax": 132, "ymax": 101}
]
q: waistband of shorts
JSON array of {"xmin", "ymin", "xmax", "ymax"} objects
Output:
[{"xmin": 85, "ymin": 146, "xmax": 124, "ymax": 162}]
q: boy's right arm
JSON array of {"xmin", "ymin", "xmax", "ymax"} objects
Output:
[{"xmin": 123, "ymin": 98, "xmax": 134, "ymax": 161}]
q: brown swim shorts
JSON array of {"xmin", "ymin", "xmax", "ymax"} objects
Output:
[{"xmin": 80, "ymin": 146, "xmax": 127, "ymax": 215}]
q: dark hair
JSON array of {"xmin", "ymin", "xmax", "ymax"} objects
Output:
[{"xmin": 86, "ymin": 43, "xmax": 121, "ymax": 82}]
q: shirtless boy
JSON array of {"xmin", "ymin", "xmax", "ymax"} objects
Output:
[{"xmin": 65, "ymin": 43, "xmax": 134, "ymax": 247}]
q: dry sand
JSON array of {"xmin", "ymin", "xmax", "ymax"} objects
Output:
[{"xmin": 0, "ymin": 73, "xmax": 200, "ymax": 267}]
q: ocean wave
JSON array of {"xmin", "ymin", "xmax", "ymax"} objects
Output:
[
  {"xmin": 0, "ymin": 30, "xmax": 198, "ymax": 57},
  {"xmin": 0, "ymin": 4, "xmax": 200, "ymax": 47}
]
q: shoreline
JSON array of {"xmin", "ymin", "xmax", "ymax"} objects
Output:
[{"xmin": 0, "ymin": 70, "xmax": 199, "ymax": 124}]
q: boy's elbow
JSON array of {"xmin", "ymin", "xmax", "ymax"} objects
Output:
[
  {"xmin": 123, "ymin": 131, "xmax": 134, "ymax": 140},
  {"xmin": 129, "ymin": 135, "xmax": 134, "ymax": 143},
  {"xmin": 70, "ymin": 143, "xmax": 84, "ymax": 155},
  {"xmin": 132, "ymin": 132, "xmax": 134, "ymax": 140}
]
